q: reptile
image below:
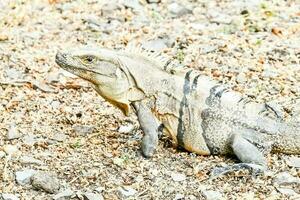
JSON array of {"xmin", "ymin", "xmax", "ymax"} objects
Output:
[{"xmin": 55, "ymin": 46, "xmax": 300, "ymax": 170}]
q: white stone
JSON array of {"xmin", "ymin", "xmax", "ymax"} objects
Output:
[
  {"xmin": 1, "ymin": 193, "xmax": 20, "ymax": 200},
  {"xmin": 118, "ymin": 186, "xmax": 137, "ymax": 197},
  {"xmin": 15, "ymin": 169, "xmax": 36, "ymax": 185},
  {"xmin": 52, "ymin": 189, "xmax": 74, "ymax": 200},
  {"xmin": 3, "ymin": 145, "xmax": 19, "ymax": 156},
  {"xmin": 118, "ymin": 124, "xmax": 134, "ymax": 133},
  {"xmin": 171, "ymin": 172, "xmax": 186, "ymax": 182},
  {"xmin": 202, "ymin": 190, "xmax": 223, "ymax": 200}
]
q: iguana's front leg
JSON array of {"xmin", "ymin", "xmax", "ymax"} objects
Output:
[{"xmin": 133, "ymin": 102, "xmax": 160, "ymax": 158}]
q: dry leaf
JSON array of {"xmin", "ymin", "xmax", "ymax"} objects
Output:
[{"xmin": 271, "ymin": 28, "xmax": 283, "ymax": 36}]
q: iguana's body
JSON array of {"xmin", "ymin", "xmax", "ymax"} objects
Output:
[{"xmin": 55, "ymin": 47, "xmax": 300, "ymax": 168}]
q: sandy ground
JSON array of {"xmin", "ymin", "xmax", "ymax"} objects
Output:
[{"xmin": 0, "ymin": 0, "xmax": 299, "ymax": 199}]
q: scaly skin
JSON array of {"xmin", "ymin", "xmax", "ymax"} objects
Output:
[{"xmin": 55, "ymin": 47, "xmax": 300, "ymax": 169}]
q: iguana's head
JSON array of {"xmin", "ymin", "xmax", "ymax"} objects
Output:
[{"xmin": 55, "ymin": 48, "xmax": 142, "ymax": 115}]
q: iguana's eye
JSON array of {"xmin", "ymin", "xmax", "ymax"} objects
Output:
[{"xmin": 82, "ymin": 55, "xmax": 95, "ymax": 63}]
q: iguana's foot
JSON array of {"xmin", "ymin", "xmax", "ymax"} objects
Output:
[{"xmin": 141, "ymin": 134, "xmax": 158, "ymax": 157}]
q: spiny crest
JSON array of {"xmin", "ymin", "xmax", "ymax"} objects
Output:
[{"xmin": 124, "ymin": 44, "xmax": 187, "ymax": 75}]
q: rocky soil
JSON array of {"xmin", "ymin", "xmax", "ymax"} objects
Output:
[{"xmin": 0, "ymin": 0, "xmax": 299, "ymax": 199}]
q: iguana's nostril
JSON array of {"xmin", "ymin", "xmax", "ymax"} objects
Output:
[{"xmin": 56, "ymin": 52, "xmax": 67, "ymax": 60}]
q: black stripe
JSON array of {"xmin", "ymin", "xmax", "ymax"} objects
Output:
[
  {"xmin": 215, "ymin": 87, "xmax": 228, "ymax": 98},
  {"xmin": 177, "ymin": 70, "xmax": 193, "ymax": 147},
  {"xmin": 191, "ymin": 74, "xmax": 200, "ymax": 91},
  {"xmin": 163, "ymin": 59, "xmax": 172, "ymax": 71},
  {"xmin": 205, "ymin": 85, "xmax": 221, "ymax": 106},
  {"xmin": 158, "ymin": 123, "xmax": 165, "ymax": 133}
]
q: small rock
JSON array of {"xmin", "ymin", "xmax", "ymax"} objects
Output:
[
  {"xmin": 276, "ymin": 188, "xmax": 298, "ymax": 196},
  {"xmin": 146, "ymin": 0, "xmax": 161, "ymax": 3},
  {"xmin": 52, "ymin": 189, "xmax": 74, "ymax": 200},
  {"xmin": 15, "ymin": 169, "xmax": 36, "ymax": 185},
  {"xmin": 1, "ymin": 193, "xmax": 19, "ymax": 200},
  {"xmin": 101, "ymin": 3, "xmax": 121, "ymax": 16},
  {"xmin": 73, "ymin": 125, "xmax": 94, "ymax": 136},
  {"xmin": 31, "ymin": 171, "xmax": 60, "ymax": 194},
  {"xmin": 0, "ymin": 34, "xmax": 8, "ymax": 41},
  {"xmin": 118, "ymin": 186, "xmax": 137, "ymax": 197},
  {"xmin": 274, "ymin": 172, "xmax": 300, "ymax": 185},
  {"xmin": 200, "ymin": 45, "xmax": 218, "ymax": 54},
  {"xmin": 50, "ymin": 133, "xmax": 67, "ymax": 142},
  {"xmin": 187, "ymin": 195, "xmax": 197, "ymax": 200},
  {"xmin": 190, "ymin": 23, "xmax": 206, "ymax": 31},
  {"xmin": 208, "ymin": 12, "xmax": 232, "ymax": 24},
  {"xmin": 236, "ymin": 73, "xmax": 247, "ymax": 84},
  {"xmin": 6, "ymin": 124, "xmax": 21, "ymax": 140},
  {"xmin": 142, "ymin": 39, "xmax": 168, "ymax": 52},
  {"xmin": 121, "ymin": 0, "xmax": 143, "ymax": 12},
  {"xmin": 285, "ymin": 156, "xmax": 300, "ymax": 168},
  {"xmin": 202, "ymin": 190, "xmax": 223, "ymax": 200},
  {"xmin": 23, "ymin": 134, "xmax": 38, "ymax": 146},
  {"xmin": 83, "ymin": 192, "xmax": 104, "ymax": 200},
  {"xmin": 0, "ymin": 150, "xmax": 6, "ymax": 158},
  {"xmin": 173, "ymin": 193, "xmax": 184, "ymax": 200},
  {"xmin": 118, "ymin": 124, "xmax": 134, "ymax": 134},
  {"xmin": 113, "ymin": 157, "xmax": 125, "ymax": 167},
  {"xmin": 4, "ymin": 67, "xmax": 24, "ymax": 80},
  {"xmin": 20, "ymin": 156, "xmax": 43, "ymax": 165},
  {"xmin": 3, "ymin": 145, "xmax": 19, "ymax": 156},
  {"xmin": 171, "ymin": 172, "xmax": 186, "ymax": 182},
  {"xmin": 50, "ymin": 100, "xmax": 61, "ymax": 109},
  {"xmin": 168, "ymin": 3, "xmax": 191, "ymax": 17}
]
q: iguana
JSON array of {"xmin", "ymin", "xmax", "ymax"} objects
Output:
[{"xmin": 55, "ymin": 46, "xmax": 300, "ymax": 170}]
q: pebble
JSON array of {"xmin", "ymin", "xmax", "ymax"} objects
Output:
[
  {"xmin": 118, "ymin": 186, "xmax": 137, "ymax": 197},
  {"xmin": 171, "ymin": 172, "xmax": 186, "ymax": 182},
  {"xmin": 202, "ymin": 190, "xmax": 223, "ymax": 200},
  {"xmin": 1, "ymin": 194, "xmax": 20, "ymax": 200},
  {"xmin": 121, "ymin": 0, "xmax": 143, "ymax": 12},
  {"xmin": 146, "ymin": 0, "xmax": 161, "ymax": 3},
  {"xmin": 101, "ymin": 2, "xmax": 121, "ymax": 16},
  {"xmin": 31, "ymin": 171, "xmax": 60, "ymax": 193},
  {"xmin": 285, "ymin": 156, "xmax": 300, "ymax": 168},
  {"xmin": 168, "ymin": 3, "xmax": 191, "ymax": 17},
  {"xmin": 20, "ymin": 156, "xmax": 43, "ymax": 165},
  {"xmin": 0, "ymin": 150, "xmax": 6, "ymax": 158},
  {"xmin": 50, "ymin": 133, "xmax": 67, "ymax": 142},
  {"xmin": 236, "ymin": 73, "xmax": 247, "ymax": 84},
  {"xmin": 23, "ymin": 134, "xmax": 38, "ymax": 146},
  {"xmin": 173, "ymin": 193, "xmax": 185, "ymax": 200},
  {"xmin": 142, "ymin": 39, "xmax": 168, "ymax": 52},
  {"xmin": 274, "ymin": 172, "xmax": 300, "ymax": 185},
  {"xmin": 276, "ymin": 188, "xmax": 298, "ymax": 196},
  {"xmin": 15, "ymin": 169, "xmax": 36, "ymax": 185},
  {"xmin": 4, "ymin": 68, "xmax": 24, "ymax": 80},
  {"xmin": 209, "ymin": 13, "xmax": 232, "ymax": 24},
  {"xmin": 83, "ymin": 192, "xmax": 104, "ymax": 200},
  {"xmin": 52, "ymin": 189, "xmax": 74, "ymax": 200},
  {"xmin": 6, "ymin": 124, "xmax": 21, "ymax": 140},
  {"xmin": 118, "ymin": 124, "xmax": 134, "ymax": 134},
  {"xmin": 73, "ymin": 125, "xmax": 94, "ymax": 136},
  {"xmin": 3, "ymin": 145, "xmax": 19, "ymax": 156}
]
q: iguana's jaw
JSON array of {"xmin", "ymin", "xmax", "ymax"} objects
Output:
[{"xmin": 55, "ymin": 51, "xmax": 99, "ymax": 84}]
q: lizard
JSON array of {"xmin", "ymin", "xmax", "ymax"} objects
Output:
[{"xmin": 55, "ymin": 46, "xmax": 300, "ymax": 170}]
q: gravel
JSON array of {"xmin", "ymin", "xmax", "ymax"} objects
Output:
[{"xmin": 0, "ymin": 0, "xmax": 299, "ymax": 199}]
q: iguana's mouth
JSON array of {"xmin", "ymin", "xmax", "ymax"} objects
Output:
[{"xmin": 55, "ymin": 51, "xmax": 69, "ymax": 69}]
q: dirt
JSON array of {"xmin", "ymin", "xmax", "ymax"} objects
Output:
[{"xmin": 0, "ymin": 0, "xmax": 299, "ymax": 199}]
